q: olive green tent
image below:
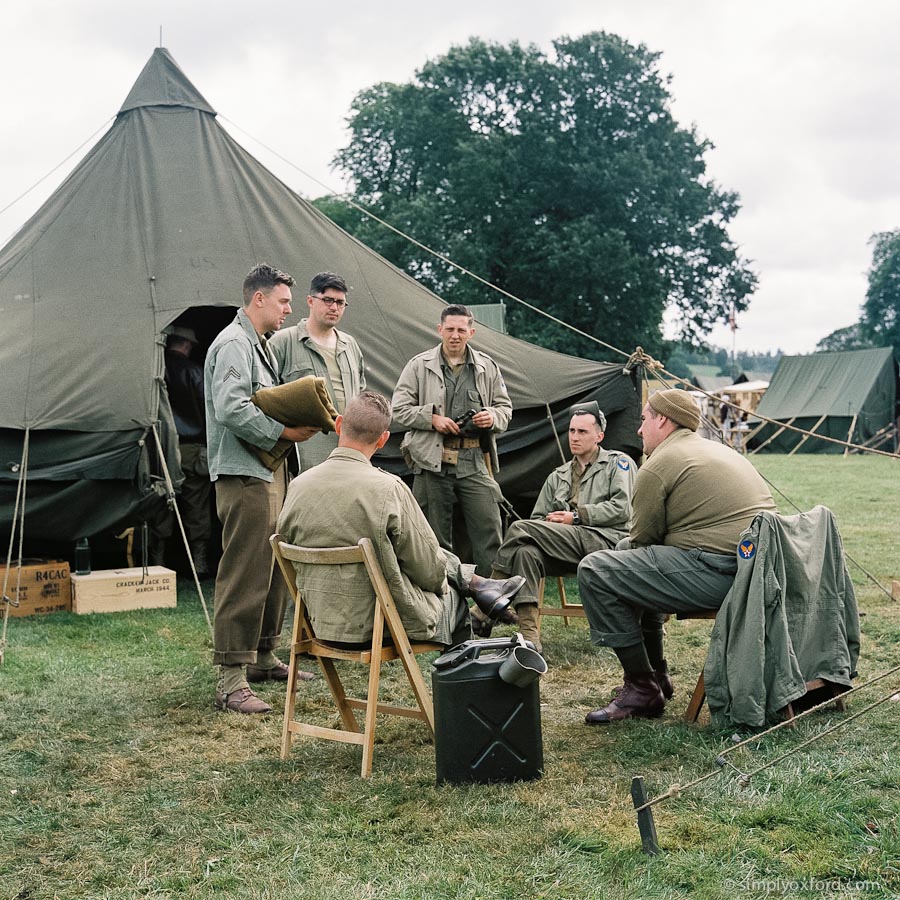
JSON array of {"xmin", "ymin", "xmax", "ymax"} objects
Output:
[
  {"xmin": 751, "ymin": 348, "xmax": 898, "ymax": 453},
  {"xmin": 0, "ymin": 48, "xmax": 640, "ymax": 551}
]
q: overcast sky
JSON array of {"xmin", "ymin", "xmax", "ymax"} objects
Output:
[{"xmin": 2, "ymin": 1, "xmax": 898, "ymax": 356}]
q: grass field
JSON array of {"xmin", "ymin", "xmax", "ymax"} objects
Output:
[{"xmin": 2, "ymin": 455, "xmax": 898, "ymax": 900}]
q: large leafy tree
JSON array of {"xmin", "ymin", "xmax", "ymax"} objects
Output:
[
  {"xmin": 320, "ymin": 33, "xmax": 757, "ymax": 359},
  {"xmin": 862, "ymin": 229, "xmax": 900, "ymax": 359}
]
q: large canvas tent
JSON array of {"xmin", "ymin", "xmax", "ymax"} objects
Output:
[
  {"xmin": 0, "ymin": 48, "xmax": 641, "ymax": 551},
  {"xmin": 751, "ymin": 348, "xmax": 898, "ymax": 453}
]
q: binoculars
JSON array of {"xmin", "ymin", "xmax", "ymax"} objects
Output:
[{"xmin": 454, "ymin": 408, "xmax": 479, "ymax": 427}]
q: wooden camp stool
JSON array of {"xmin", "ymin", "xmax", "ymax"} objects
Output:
[
  {"xmin": 270, "ymin": 534, "xmax": 442, "ymax": 778},
  {"xmin": 675, "ymin": 609, "xmax": 719, "ymax": 723},
  {"xmin": 536, "ymin": 575, "xmax": 586, "ymax": 633}
]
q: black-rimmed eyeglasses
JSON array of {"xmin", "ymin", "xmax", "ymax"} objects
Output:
[{"xmin": 312, "ymin": 295, "xmax": 348, "ymax": 309}]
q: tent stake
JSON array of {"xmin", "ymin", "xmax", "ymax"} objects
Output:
[{"xmin": 631, "ymin": 776, "xmax": 660, "ymax": 855}]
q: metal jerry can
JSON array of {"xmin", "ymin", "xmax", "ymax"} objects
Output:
[{"xmin": 431, "ymin": 636, "xmax": 545, "ymax": 784}]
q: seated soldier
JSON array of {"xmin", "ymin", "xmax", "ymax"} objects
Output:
[
  {"xmin": 578, "ymin": 389, "xmax": 776, "ymax": 724},
  {"xmin": 488, "ymin": 402, "xmax": 634, "ymax": 652},
  {"xmin": 276, "ymin": 391, "xmax": 525, "ymax": 647}
]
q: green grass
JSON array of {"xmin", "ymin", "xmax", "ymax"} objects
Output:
[{"xmin": 2, "ymin": 455, "xmax": 899, "ymax": 899}]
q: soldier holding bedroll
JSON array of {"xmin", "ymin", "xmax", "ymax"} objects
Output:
[
  {"xmin": 269, "ymin": 271, "xmax": 366, "ymax": 470},
  {"xmin": 391, "ymin": 304, "xmax": 512, "ymax": 578}
]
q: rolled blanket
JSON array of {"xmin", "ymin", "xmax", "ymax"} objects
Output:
[{"xmin": 249, "ymin": 376, "xmax": 339, "ymax": 471}]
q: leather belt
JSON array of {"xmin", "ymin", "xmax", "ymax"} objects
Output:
[{"xmin": 443, "ymin": 436, "xmax": 481, "ymax": 450}]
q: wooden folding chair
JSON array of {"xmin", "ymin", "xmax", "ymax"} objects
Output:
[
  {"xmin": 676, "ymin": 609, "xmax": 718, "ymax": 723},
  {"xmin": 270, "ymin": 534, "xmax": 442, "ymax": 778},
  {"xmin": 536, "ymin": 575, "xmax": 586, "ymax": 633},
  {"xmin": 677, "ymin": 609, "xmax": 848, "ymax": 724}
]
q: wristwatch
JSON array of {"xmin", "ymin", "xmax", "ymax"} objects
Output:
[{"xmin": 572, "ymin": 511, "xmax": 581, "ymax": 525}]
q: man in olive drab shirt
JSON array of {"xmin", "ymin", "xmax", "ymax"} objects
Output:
[
  {"xmin": 577, "ymin": 389, "xmax": 775, "ymax": 725},
  {"xmin": 489, "ymin": 402, "xmax": 633, "ymax": 652},
  {"xmin": 391, "ymin": 305, "xmax": 512, "ymax": 578},
  {"xmin": 269, "ymin": 272, "xmax": 366, "ymax": 470}
]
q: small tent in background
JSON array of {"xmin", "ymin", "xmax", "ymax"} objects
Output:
[
  {"xmin": 0, "ymin": 48, "xmax": 641, "ymax": 556},
  {"xmin": 751, "ymin": 348, "xmax": 898, "ymax": 454}
]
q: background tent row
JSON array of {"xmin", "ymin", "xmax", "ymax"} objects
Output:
[
  {"xmin": 751, "ymin": 348, "xmax": 899, "ymax": 454},
  {"xmin": 0, "ymin": 48, "xmax": 641, "ymax": 557}
]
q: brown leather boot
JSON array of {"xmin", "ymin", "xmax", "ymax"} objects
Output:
[
  {"xmin": 585, "ymin": 673, "xmax": 665, "ymax": 724},
  {"xmin": 612, "ymin": 660, "xmax": 674, "ymax": 701},
  {"xmin": 655, "ymin": 659, "xmax": 674, "ymax": 700},
  {"xmin": 515, "ymin": 603, "xmax": 542, "ymax": 654}
]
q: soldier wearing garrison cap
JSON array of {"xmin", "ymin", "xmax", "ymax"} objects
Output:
[
  {"xmin": 577, "ymin": 388, "xmax": 775, "ymax": 725},
  {"xmin": 488, "ymin": 401, "xmax": 634, "ymax": 652}
]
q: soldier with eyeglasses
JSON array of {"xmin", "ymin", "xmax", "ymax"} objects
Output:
[{"xmin": 270, "ymin": 272, "xmax": 367, "ymax": 469}]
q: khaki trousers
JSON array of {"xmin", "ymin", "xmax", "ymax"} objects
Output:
[
  {"xmin": 491, "ymin": 519, "xmax": 615, "ymax": 606},
  {"xmin": 212, "ymin": 470, "xmax": 288, "ymax": 665},
  {"xmin": 413, "ymin": 470, "xmax": 502, "ymax": 577}
]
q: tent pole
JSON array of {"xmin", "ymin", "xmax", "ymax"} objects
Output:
[
  {"xmin": 843, "ymin": 415, "xmax": 859, "ymax": 458},
  {"xmin": 1, "ymin": 429, "xmax": 30, "ymax": 666},
  {"xmin": 546, "ymin": 402, "xmax": 566, "ymax": 464},
  {"xmin": 788, "ymin": 414, "xmax": 827, "ymax": 456},
  {"xmin": 150, "ymin": 425, "xmax": 213, "ymax": 637},
  {"xmin": 751, "ymin": 416, "xmax": 796, "ymax": 454}
]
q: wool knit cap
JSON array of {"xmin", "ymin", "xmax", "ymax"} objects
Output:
[{"xmin": 648, "ymin": 389, "xmax": 700, "ymax": 432}]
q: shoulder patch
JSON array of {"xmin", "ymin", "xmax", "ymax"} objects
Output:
[
  {"xmin": 738, "ymin": 538, "xmax": 756, "ymax": 560},
  {"xmin": 617, "ymin": 457, "xmax": 630, "ymax": 471}
]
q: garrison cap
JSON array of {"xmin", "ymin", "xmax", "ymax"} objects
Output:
[{"xmin": 568, "ymin": 401, "xmax": 606, "ymax": 432}]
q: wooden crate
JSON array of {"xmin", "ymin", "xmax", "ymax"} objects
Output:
[
  {"xmin": 1, "ymin": 560, "xmax": 71, "ymax": 617},
  {"xmin": 71, "ymin": 566, "xmax": 176, "ymax": 615}
]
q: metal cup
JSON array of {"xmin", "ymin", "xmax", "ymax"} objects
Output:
[{"xmin": 498, "ymin": 645, "xmax": 548, "ymax": 687}]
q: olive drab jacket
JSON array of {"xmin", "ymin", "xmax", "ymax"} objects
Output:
[
  {"xmin": 204, "ymin": 308, "xmax": 283, "ymax": 482},
  {"xmin": 705, "ymin": 506, "xmax": 860, "ymax": 728},
  {"xmin": 532, "ymin": 448, "xmax": 634, "ymax": 545},
  {"xmin": 276, "ymin": 448, "xmax": 454, "ymax": 644},
  {"xmin": 391, "ymin": 344, "xmax": 512, "ymax": 474},
  {"xmin": 269, "ymin": 319, "xmax": 366, "ymax": 469}
]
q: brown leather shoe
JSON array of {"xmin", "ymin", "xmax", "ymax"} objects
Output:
[
  {"xmin": 585, "ymin": 673, "xmax": 665, "ymax": 724},
  {"xmin": 246, "ymin": 660, "xmax": 316, "ymax": 683},
  {"xmin": 612, "ymin": 662, "xmax": 674, "ymax": 701},
  {"xmin": 214, "ymin": 687, "xmax": 272, "ymax": 714}
]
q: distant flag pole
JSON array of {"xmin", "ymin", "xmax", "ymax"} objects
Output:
[
  {"xmin": 729, "ymin": 303, "xmax": 738, "ymax": 380},
  {"xmin": 159, "ymin": 26, "xmax": 163, "ymax": 48}
]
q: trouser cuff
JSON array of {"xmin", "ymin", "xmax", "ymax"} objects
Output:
[
  {"xmin": 588, "ymin": 625, "xmax": 643, "ymax": 649},
  {"xmin": 212, "ymin": 650, "xmax": 257, "ymax": 666}
]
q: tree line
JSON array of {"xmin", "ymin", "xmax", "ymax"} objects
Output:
[{"xmin": 817, "ymin": 229, "xmax": 900, "ymax": 362}]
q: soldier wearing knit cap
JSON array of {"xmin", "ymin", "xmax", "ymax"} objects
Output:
[
  {"xmin": 576, "ymin": 389, "xmax": 775, "ymax": 725},
  {"xmin": 648, "ymin": 389, "xmax": 701, "ymax": 432}
]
